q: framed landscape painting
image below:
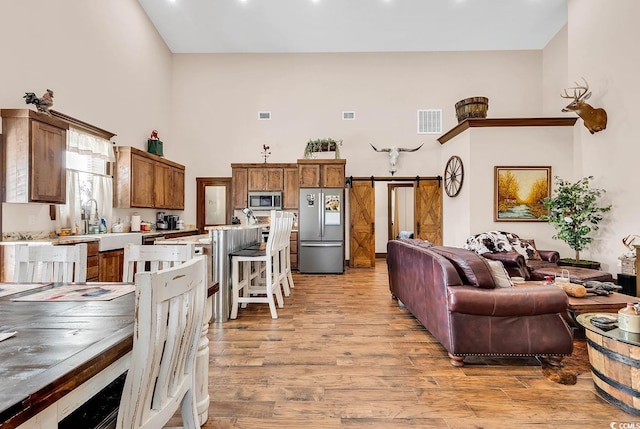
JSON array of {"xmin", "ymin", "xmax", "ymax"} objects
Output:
[{"xmin": 494, "ymin": 166, "xmax": 551, "ymax": 222}]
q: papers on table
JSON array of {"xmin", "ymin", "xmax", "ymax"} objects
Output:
[
  {"xmin": 0, "ymin": 331, "xmax": 17, "ymax": 343},
  {"xmin": 12, "ymin": 283, "xmax": 135, "ymax": 302},
  {"xmin": 0, "ymin": 283, "xmax": 47, "ymax": 298}
]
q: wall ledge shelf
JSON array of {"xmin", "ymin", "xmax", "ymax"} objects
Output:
[{"xmin": 438, "ymin": 117, "xmax": 578, "ymax": 145}]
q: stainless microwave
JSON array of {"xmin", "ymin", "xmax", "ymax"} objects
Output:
[{"xmin": 247, "ymin": 191, "xmax": 282, "ymax": 210}]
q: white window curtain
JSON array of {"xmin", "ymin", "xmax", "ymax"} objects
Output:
[
  {"xmin": 56, "ymin": 170, "xmax": 82, "ymax": 233},
  {"xmin": 55, "ymin": 129, "xmax": 115, "ymax": 233},
  {"xmin": 66, "ymin": 129, "xmax": 115, "ymax": 162}
]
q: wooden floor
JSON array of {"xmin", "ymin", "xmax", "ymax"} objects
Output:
[{"xmin": 203, "ymin": 260, "xmax": 635, "ymax": 428}]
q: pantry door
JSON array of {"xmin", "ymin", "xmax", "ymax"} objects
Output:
[{"xmin": 349, "ymin": 181, "xmax": 376, "ymax": 268}]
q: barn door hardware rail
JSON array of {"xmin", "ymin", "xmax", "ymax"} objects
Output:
[{"xmin": 345, "ymin": 176, "xmax": 442, "ymax": 188}]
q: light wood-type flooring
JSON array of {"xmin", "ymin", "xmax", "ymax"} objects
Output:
[{"xmin": 203, "ymin": 259, "xmax": 636, "ymax": 428}]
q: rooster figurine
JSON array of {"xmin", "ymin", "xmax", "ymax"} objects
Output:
[{"xmin": 23, "ymin": 89, "xmax": 54, "ymax": 115}]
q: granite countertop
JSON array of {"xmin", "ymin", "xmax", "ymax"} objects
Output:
[
  {"xmin": 1, "ymin": 228, "xmax": 200, "ymax": 245},
  {"xmin": 204, "ymin": 225, "xmax": 263, "ymax": 231}
]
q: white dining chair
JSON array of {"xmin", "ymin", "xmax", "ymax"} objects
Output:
[
  {"xmin": 116, "ymin": 255, "xmax": 206, "ymax": 429},
  {"xmin": 14, "ymin": 243, "xmax": 87, "ymax": 283},
  {"xmin": 122, "ymin": 243, "xmax": 195, "ymax": 283}
]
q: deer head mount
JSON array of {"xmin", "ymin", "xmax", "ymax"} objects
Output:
[
  {"xmin": 370, "ymin": 143, "xmax": 423, "ymax": 175},
  {"xmin": 561, "ymin": 78, "xmax": 607, "ymax": 134}
]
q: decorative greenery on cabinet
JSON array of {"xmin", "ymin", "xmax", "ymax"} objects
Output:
[{"xmin": 303, "ymin": 138, "xmax": 342, "ymax": 159}]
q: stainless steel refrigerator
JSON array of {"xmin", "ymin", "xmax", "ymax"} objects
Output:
[{"xmin": 299, "ymin": 188, "xmax": 345, "ymax": 274}]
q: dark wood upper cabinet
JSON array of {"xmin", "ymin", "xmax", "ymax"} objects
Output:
[
  {"xmin": 114, "ymin": 146, "xmax": 185, "ymax": 209},
  {"xmin": 298, "ymin": 159, "xmax": 346, "ymax": 188},
  {"xmin": 1, "ymin": 109, "xmax": 69, "ymax": 204}
]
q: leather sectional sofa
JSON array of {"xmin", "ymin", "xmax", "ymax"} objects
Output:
[
  {"xmin": 465, "ymin": 231, "xmax": 613, "ymax": 282},
  {"xmin": 386, "ymin": 239, "xmax": 574, "ymax": 366}
]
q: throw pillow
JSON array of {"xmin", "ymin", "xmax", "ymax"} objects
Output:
[
  {"xmin": 485, "ymin": 259, "xmax": 514, "ymax": 288},
  {"xmin": 510, "ymin": 238, "xmax": 541, "ymax": 260},
  {"xmin": 429, "ymin": 246, "xmax": 496, "ymax": 289}
]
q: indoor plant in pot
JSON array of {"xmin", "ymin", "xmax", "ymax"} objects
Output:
[
  {"xmin": 303, "ymin": 138, "xmax": 342, "ymax": 159},
  {"xmin": 541, "ymin": 175, "xmax": 612, "ymax": 268}
]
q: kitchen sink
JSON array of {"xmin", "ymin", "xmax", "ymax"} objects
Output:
[{"xmin": 77, "ymin": 232, "xmax": 142, "ymax": 252}]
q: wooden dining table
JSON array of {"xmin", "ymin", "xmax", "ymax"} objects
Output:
[{"xmin": 0, "ymin": 281, "xmax": 217, "ymax": 429}]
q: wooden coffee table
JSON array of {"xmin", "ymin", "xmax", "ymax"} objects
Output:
[{"xmin": 520, "ymin": 281, "xmax": 639, "ymax": 335}]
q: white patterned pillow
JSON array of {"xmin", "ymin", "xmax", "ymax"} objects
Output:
[
  {"xmin": 464, "ymin": 231, "xmax": 513, "ymax": 254},
  {"xmin": 509, "ymin": 237, "xmax": 541, "ymax": 260}
]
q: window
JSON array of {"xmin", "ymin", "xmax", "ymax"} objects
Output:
[{"xmin": 56, "ymin": 129, "xmax": 115, "ymax": 233}]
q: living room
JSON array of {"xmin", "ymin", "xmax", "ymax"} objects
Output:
[
  {"xmin": 1, "ymin": 1, "xmax": 640, "ymax": 427},
  {"xmin": 1, "ymin": 1, "xmax": 638, "ymax": 277}
]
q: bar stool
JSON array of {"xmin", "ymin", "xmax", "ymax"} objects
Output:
[
  {"xmin": 273, "ymin": 211, "xmax": 294, "ymax": 297},
  {"xmin": 230, "ymin": 210, "xmax": 284, "ymax": 319}
]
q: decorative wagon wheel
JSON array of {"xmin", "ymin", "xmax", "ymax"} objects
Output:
[{"xmin": 444, "ymin": 155, "xmax": 464, "ymax": 197}]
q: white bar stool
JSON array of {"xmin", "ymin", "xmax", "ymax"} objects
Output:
[{"xmin": 230, "ymin": 210, "xmax": 284, "ymax": 319}]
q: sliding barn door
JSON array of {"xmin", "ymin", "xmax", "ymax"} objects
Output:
[
  {"xmin": 414, "ymin": 180, "xmax": 442, "ymax": 245},
  {"xmin": 349, "ymin": 181, "xmax": 376, "ymax": 268}
]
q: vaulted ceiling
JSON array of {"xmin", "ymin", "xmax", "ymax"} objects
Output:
[{"xmin": 138, "ymin": 0, "xmax": 567, "ymax": 54}]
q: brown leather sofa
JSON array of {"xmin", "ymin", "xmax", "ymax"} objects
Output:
[
  {"xmin": 386, "ymin": 239, "xmax": 574, "ymax": 366},
  {"xmin": 483, "ymin": 249, "xmax": 613, "ymax": 282},
  {"xmin": 465, "ymin": 231, "xmax": 613, "ymax": 283}
]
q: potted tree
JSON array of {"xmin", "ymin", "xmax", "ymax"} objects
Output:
[
  {"xmin": 541, "ymin": 175, "xmax": 612, "ymax": 269},
  {"xmin": 303, "ymin": 138, "xmax": 342, "ymax": 159}
]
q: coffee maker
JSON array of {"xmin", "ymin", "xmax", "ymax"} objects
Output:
[
  {"xmin": 156, "ymin": 212, "xmax": 168, "ymax": 230},
  {"xmin": 166, "ymin": 215, "xmax": 178, "ymax": 230}
]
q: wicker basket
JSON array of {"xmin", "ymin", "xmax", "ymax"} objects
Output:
[{"xmin": 621, "ymin": 257, "xmax": 636, "ymax": 275}]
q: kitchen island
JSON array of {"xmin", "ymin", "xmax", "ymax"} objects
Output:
[{"xmin": 204, "ymin": 225, "xmax": 262, "ymax": 322}]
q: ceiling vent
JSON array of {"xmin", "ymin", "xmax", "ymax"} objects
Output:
[
  {"xmin": 258, "ymin": 111, "xmax": 271, "ymax": 120},
  {"xmin": 417, "ymin": 109, "xmax": 442, "ymax": 134},
  {"xmin": 342, "ymin": 111, "xmax": 355, "ymax": 120}
]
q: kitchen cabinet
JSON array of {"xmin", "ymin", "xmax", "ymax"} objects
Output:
[
  {"xmin": 231, "ymin": 163, "xmax": 296, "ymax": 209},
  {"xmin": 55, "ymin": 240, "xmax": 99, "ymax": 282},
  {"xmin": 98, "ymin": 249, "xmax": 124, "ymax": 282},
  {"xmin": 1, "ymin": 109, "xmax": 69, "ymax": 204},
  {"xmin": 114, "ymin": 146, "xmax": 185, "ymax": 209},
  {"xmin": 298, "ymin": 159, "xmax": 346, "ymax": 188},
  {"xmin": 248, "ymin": 168, "xmax": 283, "ymax": 191},
  {"xmin": 283, "ymin": 167, "xmax": 299, "ymax": 209},
  {"xmin": 231, "ymin": 167, "xmax": 248, "ymax": 209}
]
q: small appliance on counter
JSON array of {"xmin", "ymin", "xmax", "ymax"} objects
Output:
[
  {"xmin": 156, "ymin": 212, "xmax": 168, "ymax": 230},
  {"xmin": 166, "ymin": 215, "xmax": 178, "ymax": 230}
]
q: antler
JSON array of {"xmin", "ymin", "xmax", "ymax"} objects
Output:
[
  {"xmin": 622, "ymin": 234, "xmax": 640, "ymax": 250},
  {"xmin": 398, "ymin": 143, "xmax": 424, "ymax": 153},
  {"xmin": 370, "ymin": 143, "xmax": 390, "ymax": 153},
  {"xmin": 561, "ymin": 77, "xmax": 590, "ymax": 100}
]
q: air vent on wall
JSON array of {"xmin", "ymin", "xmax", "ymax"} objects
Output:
[
  {"xmin": 342, "ymin": 111, "xmax": 355, "ymax": 120},
  {"xmin": 417, "ymin": 109, "xmax": 442, "ymax": 134},
  {"xmin": 258, "ymin": 111, "xmax": 271, "ymax": 120}
]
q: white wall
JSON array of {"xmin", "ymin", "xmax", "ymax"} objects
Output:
[
  {"xmin": 0, "ymin": 0, "xmax": 172, "ymax": 233},
  {"xmin": 542, "ymin": 25, "xmax": 569, "ymax": 116},
  {"xmin": 564, "ymin": 0, "xmax": 640, "ymax": 274},
  {"xmin": 171, "ymin": 51, "xmax": 543, "ymax": 224}
]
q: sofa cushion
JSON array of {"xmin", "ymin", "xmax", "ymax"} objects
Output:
[
  {"xmin": 485, "ymin": 259, "xmax": 514, "ymax": 287},
  {"xmin": 399, "ymin": 238, "xmax": 434, "ymax": 249},
  {"xmin": 448, "ymin": 285, "xmax": 568, "ymax": 316},
  {"xmin": 526, "ymin": 259, "xmax": 558, "ymax": 271},
  {"xmin": 430, "ymin": 246, "xmax": 496, "ymax": 289}
]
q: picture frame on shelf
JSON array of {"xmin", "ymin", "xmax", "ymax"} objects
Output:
[{"xmin": 494, "ymin": 166, "xmax": 551, "ymax": 222}]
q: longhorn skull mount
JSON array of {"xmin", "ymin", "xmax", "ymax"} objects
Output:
[{"xmin": 370, "ymin": 143, "xmax": 423, "ymax": 175}]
